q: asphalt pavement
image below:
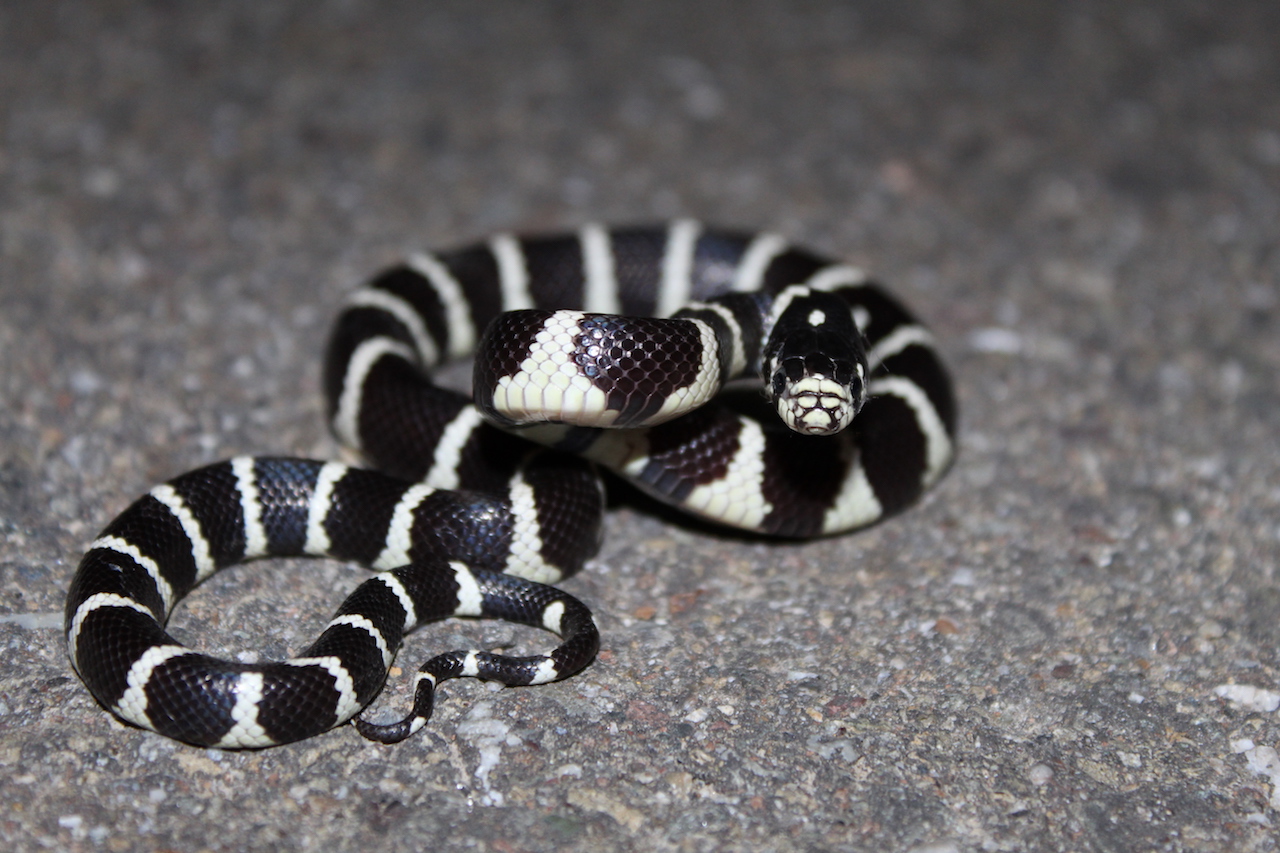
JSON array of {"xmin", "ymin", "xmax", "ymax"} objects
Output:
[{"xmin": 2, "ymin": 2, "xmax": 1278, "ymax": 851}]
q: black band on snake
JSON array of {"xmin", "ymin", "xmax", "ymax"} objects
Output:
[{"xmin": 64, "ymin": 221, "xmax": 956, "ymax": 748}]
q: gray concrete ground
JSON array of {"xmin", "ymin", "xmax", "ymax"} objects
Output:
[{"xmin": 2, "ymin": 2, "xmax": 1279, "ymax": 851}]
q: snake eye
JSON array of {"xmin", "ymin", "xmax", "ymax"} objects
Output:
[{"xmin": 771, "ymin": 372, "xmax": 787, "ymax": 401}]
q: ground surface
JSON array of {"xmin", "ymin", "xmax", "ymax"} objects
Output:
[{"xmin": 2, "ymin": 2, "xmax": 1279, "ymax": 851}]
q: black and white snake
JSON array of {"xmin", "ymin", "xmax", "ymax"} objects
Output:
[{"xmin": 65, "ymin": 221, "xmax": 956, "ymax": 748}]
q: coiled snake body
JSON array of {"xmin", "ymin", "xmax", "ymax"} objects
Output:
[{"xmin": 65, "ymin": 222, "xmax": 955, "ymax": 747}]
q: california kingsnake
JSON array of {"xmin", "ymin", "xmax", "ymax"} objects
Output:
[{"xmin": 65, "ymin": 221, "xmax": 956, "ymax": 748}]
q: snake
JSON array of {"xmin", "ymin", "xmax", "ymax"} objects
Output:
[{"xmin": 64, "ymin": 221, "xmax": 956, "ymax": 748}]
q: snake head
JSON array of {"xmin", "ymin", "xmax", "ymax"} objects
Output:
[{"xmin": 764, "ymin": 288, "xmax": 870, "ymax": 436}]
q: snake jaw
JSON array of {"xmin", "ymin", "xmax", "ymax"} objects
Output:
[{"xmin": 775, "ymin": 374, "xmax": 862, "ymax": 436}]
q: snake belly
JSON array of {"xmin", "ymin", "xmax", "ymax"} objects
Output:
[{"xmin": 64, "ymin": 221, "xmax": 956, "ymax": 748}]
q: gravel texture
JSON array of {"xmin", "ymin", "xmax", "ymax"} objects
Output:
[{"xmin": 2, "ymin": 2, "xmax": 1279, "ymax": 851}]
